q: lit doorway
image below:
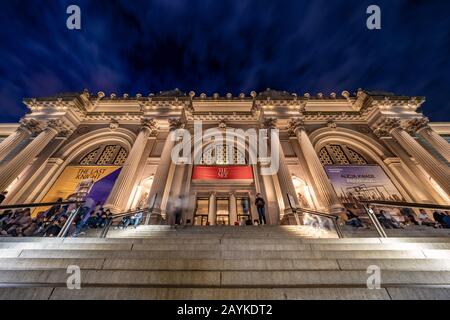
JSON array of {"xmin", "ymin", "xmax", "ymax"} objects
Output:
[
  {"xmin": 194, "ymin": 197, "xmax": 209, "ymax": 226},
  {"xmin": 216, "ymin": 197, "xmax": 230, "ymax": 225}
]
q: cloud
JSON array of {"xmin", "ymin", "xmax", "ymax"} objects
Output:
[{"xmin": 0, "ymin": 0, "xmax": 449, "ymax": 122}]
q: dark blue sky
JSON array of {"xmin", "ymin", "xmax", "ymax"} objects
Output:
[{"xmin": 1, "ymin": 0, "xmax": 450, "ymax": 122}]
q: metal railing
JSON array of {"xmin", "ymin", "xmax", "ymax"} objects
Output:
[
  {"xmin": 360, "ymin": 200, "xmax": 450, "ymax": 238},
  {"xmin": 99, "ymin": 208, "xmax": 148, "ymax": 238},
  {"xmin": 0, "ymin": 200, "xmax": 85, "ymax": 238},
  {"xmin": 292, "ymin": 207, "xmax": 343, "ymax": 238}
]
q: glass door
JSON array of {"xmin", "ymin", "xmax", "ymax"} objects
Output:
[
  {"xmin": 216, "ymin": 197, "xmax": 230, "ymax": 225},
  {"xmin": 194, "ymin": 198, "xmax": 209, "ymax": 226},
  {"xmin": 236, "ymin": 196, "xmax": 251, "ymax": 224}
]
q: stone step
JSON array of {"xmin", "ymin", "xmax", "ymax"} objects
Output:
[
  {"xmin": 1, "ymin": 258, "xmax": 450, "ymax": 271},
  {"xmin": 0, "ymin": 270, "xmax": 449, "ymax": 287},
  {"xmin": 16, "ymin": 249, "xmax": 438, "ymax": 259},
  {"xmin": 2, "ymin": 241, "xmax": 450, "ymax": 252},
  {"xmin": 3, "ymin": 237, "xmax": 450, "ymax": 245},
  {"xmin": 1, "ymin": 286, "xmax": 449, "ymax": 300}
]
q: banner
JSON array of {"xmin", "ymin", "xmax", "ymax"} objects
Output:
[
  {"xmin": 324, "ymin": 165, "xmax": 404, "ymax": 203},
  {"xmin": 192, "ymin": 166, "xmax": 253, "ymax": 180},
  {"xmin": 41, "ymin": 165, "xmax": 121, "ymax": 205}
]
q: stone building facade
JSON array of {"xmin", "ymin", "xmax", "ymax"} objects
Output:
[{"xmin": 0, "ymin": 89, "xmax": 449, "ymax": 225}]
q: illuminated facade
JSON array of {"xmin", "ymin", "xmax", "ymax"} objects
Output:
[{"xmin": 0, "ymin": 89, "xmax": 449, "ymax": 225}]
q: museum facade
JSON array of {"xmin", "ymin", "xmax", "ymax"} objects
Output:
[{"xmin": 0, "ymin": 89, "xmax": 449, "ymax": 225}]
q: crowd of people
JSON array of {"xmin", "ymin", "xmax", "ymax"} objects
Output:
[
  {"xmin": 0, "ymin": 199, "xmax": 71, "ymax": 237},
  {"xmin": 343, "ymin": 207, "xmax": 450, "ymax": 230},
  {"xmin": 0, "ymin": 197, "xmax": 146, "ymax": 238}
]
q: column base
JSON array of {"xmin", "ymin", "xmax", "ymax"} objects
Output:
[{"xmin": 280, "ymin": 213, "xmax": 298, "ymax": 225}]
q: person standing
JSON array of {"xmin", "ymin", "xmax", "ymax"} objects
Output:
[{"xmin": 255, "ymin": 193, "xmax": 267, "ymax": 225}]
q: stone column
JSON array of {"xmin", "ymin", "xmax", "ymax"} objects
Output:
[
  {"xmin": 263, "ymin": 118, "xmax": 299, "ymax": 217},
  {"xmin": 0, "ymin": 120, "xmax": 67, "ymax": 192},
  {"xmin": 407, "ymin": 117, "xmax": 450, "ymax": 163},
  {"xmin": 0, "ymin": 119, "xmax": 42, "ymax": 162},
  {"xmin": 382, "ymin": 138, "xmax": 446, "ymax": 204},
  {"xmin": 289, "ymin": 118, "xmax": 344, "ymax": 214},
  {"xmin": 104, "ymin": 118, "xmax": 158, "ymax": 213},
  {"xmin": 229, "ymin": 192, "xmax": 237, "ymax": 225},
  {"xmin": 147, "ymin": 118, "xmax": 185, "ymax": 224},
  {"xmin": 208, "ymin": 192, "xmax": 217, "ymax": 225},
  {"xmin": 376, "ymin": 118, "xmax": 450, "ymax": 195}
]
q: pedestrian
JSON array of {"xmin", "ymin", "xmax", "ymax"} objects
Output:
[{"xmin": 255, "ymin": 193, "xmax": 267, "ymax": 225}]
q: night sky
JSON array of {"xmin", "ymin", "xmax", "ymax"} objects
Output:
[{"xmin": 1, "ymin": 0, "xmax": 450, "ymax": 122}]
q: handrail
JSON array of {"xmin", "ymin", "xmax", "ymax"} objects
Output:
[
  {"xmin": 0, "ymin": 200, "xmax": 84, "ymax": 211},
  {"xmin": 99, "ymin": 208, "xmax": 149, "ymax": 238},
  {"xmin": 293, "ymin": 207, "xmax": 343, "ymax": 238},
  {"xmin": 360, "ymin": 200, "xmax": 450, "ymax": 211}
]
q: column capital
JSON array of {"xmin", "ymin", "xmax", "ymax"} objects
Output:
[
  {"xmin": 404, "ymin": 117, "xmax": 430, "ymax": 134},
  {"xmin": 168, "ymin": 117, "xmax": 186, "ymax": 131},
  {"xmin": 287, "ymin": 117, "xmax": 305, "ymax": 136},
  {"xmin": 372, "ymin": 117, "xmax": 401, "ymax": 138},
  {"xmin": 46, "ymin": 119, "xmax": 73, "ymax": 137},
  {"xmin": 141, "ymin": 117, "xmax": 158, "ymax": 136},
  {"xmin": 262, "ymin": 117, "xmax": 277, "ymax": 129},
  {"xmin": 19, "ymin": 118, "xmax": 44, "ymax": 135}
]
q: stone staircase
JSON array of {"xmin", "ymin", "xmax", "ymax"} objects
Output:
[{"xmin": 0, "ymin": 225, "xmax": 450, "ymax": 300}]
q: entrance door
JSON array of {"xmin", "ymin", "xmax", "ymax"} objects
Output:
[
  {"xmin": 236, "ymin": 196, "xmax": 251, "ymax": 222},
  {"xmin": 216, "ymin": 197, "xmax": 230, "ymax": 225},
  {"xmin": 194, "ymin": 198, "xmax": 209, "ymax": 226}
]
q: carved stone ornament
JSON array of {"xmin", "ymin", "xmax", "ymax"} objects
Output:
[
  {"xmin": 218, "ymin": 120, "xmax": 227, "ymax": 131},
  {"xmin": 19, "ymin": 118, "xmax": 44, "ymax": 135},
  {"xmin": 263, "ymin": 117, "xmax": 277, "ymax": 129},
  {"xmin": 327, "ymin": 119, "xmax": 337, "ymax": 130},
  {"xmin": 168, "ymin": 117, "xmax": 186, "ymax": 131},
  {"xmin": 372, "ymin": 117, "xmax": 401, "ymax": 138},
  {"xmin": 46, "ymin": 119, "xmax": 66, "ymax": 132},
  {"xmin": 405, "ymin": 117, "xmax": 429, "ymax": 134},
  {"xmin": 287, "ymin": 118, "xmax": 305, "ymax": 136},
  {"xmin": 141, "ymin": 118, "xmax": 158, "ymax": 136},
  {"xmin": 109, "ymin": 119, "xmax": 120, "ymax": 131}
]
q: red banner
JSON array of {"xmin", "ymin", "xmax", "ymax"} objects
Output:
[{"xmin": 192, "ymin": 166, "xmax": 253, "ymax": 180}]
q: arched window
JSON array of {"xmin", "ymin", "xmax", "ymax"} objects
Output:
[
  {"xmin": 201, "ymin": 144, "xmax": 246, "ymax": 165},
  {"xmin": 318, "ymin": 144, "xmax": 368, "ymax": 165},
  {"xmin": 78, "ymin": 145, "xmax": 128, "ymax": 166}
]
